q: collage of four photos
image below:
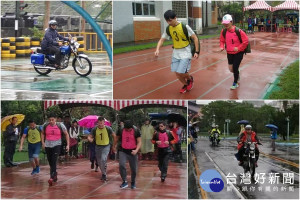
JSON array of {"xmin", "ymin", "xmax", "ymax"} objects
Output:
[{"xmin": 0, "ymin": 0, "xmax": 299, "ymax": 199}]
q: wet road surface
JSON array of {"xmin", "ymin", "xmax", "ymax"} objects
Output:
[
  {"xmin": 113, "ymin": 32, "xmax": 299, "ymax": 99},
  {"xmin": 191, "ymin": 137, "xmax": 299, "ymax": 199},
  {"xmin": 1, "ymin": 159, "xmax": 186, "ymax": 199},
  {"xmin": 1, "ymin": 53, "xmax": 112, "ymax": 100}
]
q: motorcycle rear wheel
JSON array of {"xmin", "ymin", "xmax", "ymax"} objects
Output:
[{"xmin": 34, "ymin": 65, "xmax": 52, "ymax": 75}]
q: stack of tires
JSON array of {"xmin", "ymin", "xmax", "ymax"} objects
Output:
[
  {"xmin": 31, "ymin": 37, "xmax": 41, "ymax": 48},
  {"xmin": 16, "ymin": 37, "xmax": 32, "ymax": 57},
  {"xmin": 8, "ymin": 37, "xmax": 16, "ymax": 58},
  {"xmin": 1, "ymin": 38, "xmax": 12, "ymax": 58},
  {"xmin": 77, "ymin": 36, "xmax": 84, "ymax": 54}
]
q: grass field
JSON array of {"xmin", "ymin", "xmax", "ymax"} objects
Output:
[{"xmin": 113, "ymin": 34, "xmax": 219, "ymax": 55}]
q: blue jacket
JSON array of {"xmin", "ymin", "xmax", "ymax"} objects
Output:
[
  {"xmin": 41, "ymin": 28, "xmax": 66, "ymax": 50},
  {"xmin": 270, "ymin": 130, "xmax": 277, "ymax": 139}
]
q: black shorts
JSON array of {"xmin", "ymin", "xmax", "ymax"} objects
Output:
[{"xmin": 227, "ymin": 52, "xmax": 244, "ymax": 65}]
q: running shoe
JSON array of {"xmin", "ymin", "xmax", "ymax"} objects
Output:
[
  {"xmin": 48, "ymin": 178, "xmax": 53, "ymax": 186},
  {"xmin": 230, "ymin": 83, "xmax": 239, "ymax": 90},
  {"xmin": 31, "ymin": 168, "xmax": 37, "ymax": 175},
  {"xmin": 120, "ymin": 181, "xmax": 128, "ymax": 189},
  {"xmin": 186, "ymin": 76, "xmax": 194, "ymax": 91},
  {"xmin": 180, "ymin": 85, "xmax": 188, "ymax": 94},
  {"xmin": 131, "ymin": 182, "xmax": 136, "ymax": 189},
  {"xmin": 35, "ymin": 166, "xmax": 40, "ymax": 173},
  {"xmin": 101, "ymin": 174, "xmax": 107, "ymax": 181}
]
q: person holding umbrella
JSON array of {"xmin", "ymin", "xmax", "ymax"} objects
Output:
[
  {"xmin": 266, "ymin": 124, "xmax": 278, "ymax": 151},
  {"xmin": 3, "ymin": 116, "xmax": 21, "ymax": 167},
  {"xmin": 87, "ymin": 116, "xmax": 116, "ymax": 181}
]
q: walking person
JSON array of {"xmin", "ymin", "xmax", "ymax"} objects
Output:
[
  {"xmin": 270, "ymin": 129, "xmax": 277, "ymax": 151},
  {"xmin": 155, "ymin": 10, "xmax": 199, "ymax": 94},
  {"xmin": 114, "ymin": 120, "xmax": 142, "ymax": 189},
  {"xmin": 151, "ymin": 122, "xmax": 177, "ymax": 182},
  {"xmin": 41, "ymin": 113, "xmax": 70, "ymax": 186},
  {"xmin": 19, "ymin": 120, "xmax": 42, "ymax": 175},
  {"xmin": 219, "ymin": 14, "xmax": 249, "ymax": 90},
  {"xmin": 141, "ymin": 119, "xmax": 155, "ymax": 160},
  {"xmin": 87, "ymin": 116, "xmax": 116, "ymax": 181},
  {"xmin": 3, "ymin": 117, "xmax": 19, "ymax": 167},
  {"xmin": 69, "ymin": 120, "xmax": 80, "ymax": 158}
]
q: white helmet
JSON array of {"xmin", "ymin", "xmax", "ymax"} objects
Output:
[
  {"xmin": 245, "ymin": 125, "xmax": 252, "ymax": 129},
  {"xmin": 49, "ymin": 20, "xmax": 58, "ymax": 26}
]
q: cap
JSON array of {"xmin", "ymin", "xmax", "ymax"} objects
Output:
[
  {"xmin": 245, "ymin": 125, "xmax": 252, "ymax": 129},
  {"xmin": 222, "ymin": 14, "xmax": 233, "ymax": 24}
]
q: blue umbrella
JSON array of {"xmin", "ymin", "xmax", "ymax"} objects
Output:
[
  {"xmin": 237, "ymin": 120, "xmax": 249, "ymax": 125},
  {"xmin": 265, "ymin": 124, "xmax": 278, "ymax": 130}
]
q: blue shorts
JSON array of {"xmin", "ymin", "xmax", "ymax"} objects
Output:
[
  {"xmin": 171, "ymin": 57, "xmax": 191, "ymax": 74},
  {"xmin": 28, "ymin": 142, "xmax": 41, "ymax": 161}
]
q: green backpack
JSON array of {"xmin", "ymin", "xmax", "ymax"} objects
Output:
[
  {"xmin": 222, "ymin": 27, "xmax": 251, "ymax": 54},
  {"xmin": 166, "ymin": 23, "xmax": 200, "ymax": 56}
]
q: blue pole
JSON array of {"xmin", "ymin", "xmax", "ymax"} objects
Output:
[{"xmin": 62, "ymin": 1, "xmax": 112, "ymax": 64}]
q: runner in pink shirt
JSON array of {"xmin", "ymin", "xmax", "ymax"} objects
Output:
[{"xmin": 219, "ymin": 14, "xmax": 249, "ymax": 90}]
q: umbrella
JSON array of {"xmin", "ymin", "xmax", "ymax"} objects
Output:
[
  {"xmin": 237, "ymin": 120, "xmax": 249, "ymax": 125},
  {"xmin": 167, "ymin": 113, "xmax": 187, "ymax": 127},
  {"xmin": 265, "ymin": 124, "xmax": 278, "ymax": 130},
  {"xmin": 78, "ymin": 115, "xmax": 111, "ymax": 128},
  {"xmin": 1, "ymin": 114, "xmax": 25, "ymax": 132}
]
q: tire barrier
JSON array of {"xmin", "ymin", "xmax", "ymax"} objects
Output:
[{"xmin": 1, "ymin": 35, "xmax": 85, "ymax": 58}]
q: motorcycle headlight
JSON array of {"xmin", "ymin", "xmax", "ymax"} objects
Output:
[{"xmin": 250, "ymin": 143, "xmax": 255, "ymax": 150}]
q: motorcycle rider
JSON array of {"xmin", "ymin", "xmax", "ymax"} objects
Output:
[
  {"xmin": 41, "ymin": 20, "xmax": 69, "ymax": 68},
  {"xmin": 236, "ymin": 125, "xmax": 261, "ymax": 167},
  {"xmin": 209, "ymin": 125, "xmax": 221, "ymax": 145}
]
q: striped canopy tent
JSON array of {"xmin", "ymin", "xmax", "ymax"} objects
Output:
[
  {"xmin": 44, "ymin": 100, "xmax": 187, "ymax": 111},
  {"xmin": 115, "ymin": 100, "xmax": 187, "ymax": 111},
  {"xmin": 44, "ymin": 100, "xmax": 116, "ymax": 110},
  {"xmin": 273, "ymin": 0, "xmax": 300, "ymax": 11},
  {"xmin": 243, "ymin": 0, "xmax": 273, "ymax": 12}
]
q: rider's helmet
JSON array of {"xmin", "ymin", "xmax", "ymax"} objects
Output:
[
  {"xmin": 245, "ymin": 125, "xmax": 252, "ymax": 130},
  {"xmin": 212, "ymin": 124, "xmax": 216, "ymax": 128},
  {"xmin": 216, "ymin": 125, "xmax": 219, "ymax": 128},
  {"xmin": 49, "ymin": 20, "xmax": 58, "ymax": 27}
]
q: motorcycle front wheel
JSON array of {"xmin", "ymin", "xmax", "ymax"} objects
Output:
[
  {"xmin": 34, "ymin": 65, "xmax": 52, "ymax": 75},
  {"xmin": 250, "ymin": 158, "xmax": 256, "ymax": 177},
  {"xmin": 72, "ymin": 56, "xmax": 92, "ymax": 77}
]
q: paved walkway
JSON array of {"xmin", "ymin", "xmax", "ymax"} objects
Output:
[
  {"xmin": 1, "ymin": 159, "xmax": 187, "ymax": 199},
  {"xmin": 113, "ymin": 32, "xmax": 299, "ymax": 99}
]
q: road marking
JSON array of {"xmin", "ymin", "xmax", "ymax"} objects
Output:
[
  {"xmin": 260, "ymin": 152, "xmax": 299, "ymax": 168},
  {"xmin": 205, "ymin": 152, "xmax": 246, "ymax": 199},
  {"xmin": 191, "ymin": 152, "xmax": 207, "ymax": 199}
]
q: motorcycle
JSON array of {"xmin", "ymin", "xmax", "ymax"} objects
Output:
[
  {"xmin": 242, "ymin": 142, "xmax": 258, "ymax": 177},
  {"xmin": 211, "ymin": 132, "xmax": 219, "ymax": 147},
  {"xmin": 30, "ymin": 33, "xmax": 92, "ymax": 77}
]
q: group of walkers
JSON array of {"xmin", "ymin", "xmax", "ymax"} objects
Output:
[
  {"xmin": 3, "ymin": 114, "xmax": 186, "ymax": 188},
  {"xmin": 155, "ymin": 10, "xmax": 249, "ymax": 91}
]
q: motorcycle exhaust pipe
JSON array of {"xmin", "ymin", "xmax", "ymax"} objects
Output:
[{"xmin": 34, "ymin": 66, "xmax": 57, "ymax": 70}]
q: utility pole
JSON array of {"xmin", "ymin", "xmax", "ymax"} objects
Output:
[{"xmin": 43, "ymin": 1, "xmax": 50, "ymax": 32}]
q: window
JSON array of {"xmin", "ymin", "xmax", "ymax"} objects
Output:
[
  {"xmin": 132, "ymin": 1, "xmax": 155, "ymax": 16},
  {"xmin": 172, "ymin": 1, "xmax": 186, "ymax": 18}
]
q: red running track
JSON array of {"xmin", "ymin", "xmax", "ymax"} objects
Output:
[
  {"xmin": 113, "ymin": 32, "xmax": 299, "ymax": 99},
  {"xmin": 1, "ymin": 159, "xmax": 186, "ymax": 199}
]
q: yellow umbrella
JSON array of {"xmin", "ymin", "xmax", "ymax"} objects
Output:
[{"xmin": 1, "ymin": 114, "xmax": 25, "ymax": 132}]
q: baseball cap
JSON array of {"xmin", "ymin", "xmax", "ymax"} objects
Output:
[{"xmin": 222, "ymin": 14, "xmax": 233, "ymax": 24}]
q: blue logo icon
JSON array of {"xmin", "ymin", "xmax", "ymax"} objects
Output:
[{"xmin": 199, "ymin": 169, "xmax": 224, "ymax": 192}]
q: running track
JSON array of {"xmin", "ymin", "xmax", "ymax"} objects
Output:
[
  {"xmin": 113, "ymin": 32, "xmax": 299, "ymax": 99},
  {"xmin": 1, "ymin": 159, "xmax": 186, "ymax": 199}
]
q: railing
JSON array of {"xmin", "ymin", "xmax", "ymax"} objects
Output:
[{"xmin": 59, "ymin": 32, "xmax": 112, "ymax": 53}]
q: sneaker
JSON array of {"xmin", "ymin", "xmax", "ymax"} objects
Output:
[
  {"xmin": 48, "ymin": 178, "xmax": 53, "ymax": 186},
  {"xmin": 131, "ymin": 182, "xmax": 136, "ymax": 189},
  {"xmin": 238, "ymin": 161, "xmax": 243, "ymax": 166},
  {"xmin": 120, "ymin": 181, "xmax": 128, "ymax": 189},
  {"xmin": 35, "ymin": 166, "xmax": 40, "ymax": 173},
  {"xmin": 186, "ymin": 76, "xmax": 194, "ymax": 91},
  {"xmin": 31, "ymin": 168, "xmax": 37, "ymax": 175},
  {"xmin": 101, "ymin": 174, "xmax": 107, "ymax": 181},
  {"xmin": 91, "ymin": 162, "xmax": 95, "ymax": 169},
  {"xmin": 95, "ymin": 166, "xmax": 99, "ymax": 172},
  {"xmin": 255, "ymin": 162, "xmax": 258, "ymax": 168},
  {"xmin": 179, "ymin": 85, "xmax": 188, "ymax": 94},
  {"xmin": 161, "ymin": 177, "xmax": 166, "ymax": 182},
  {"xmin": 230, "ymin": 83, "xmax": 239, "ymax": 90}
]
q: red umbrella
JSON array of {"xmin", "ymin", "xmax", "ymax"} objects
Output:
[{"xmin": 78, "ymin": 115, "xmax": 111, "ymax": 128}]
